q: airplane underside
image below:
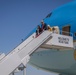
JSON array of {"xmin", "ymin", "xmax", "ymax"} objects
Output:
[{"xmin": 29, "ymin": 48, "xmax": 76, "ymax": 75}]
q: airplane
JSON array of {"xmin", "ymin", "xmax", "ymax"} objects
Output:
[
  {"xmin": 28, "ymin": 1, "xmax": 76, "ymax": 75},
  {"xmin": 0, "ymin": 1, "xmax": 76, "ymax": 75}
]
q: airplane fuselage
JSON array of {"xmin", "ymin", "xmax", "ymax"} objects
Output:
[{"xmin": 29, "ymin": 1, "xmax": 76, "ymax": 75}]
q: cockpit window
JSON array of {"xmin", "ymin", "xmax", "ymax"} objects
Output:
[{"xmin": 46, "ymin": 12, "xmax": 52, "ymax": 18}]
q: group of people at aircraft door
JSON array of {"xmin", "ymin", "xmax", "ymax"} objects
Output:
[{"xmin": 36, "ymin": 20, "xmax": 59, "ymax": 37}]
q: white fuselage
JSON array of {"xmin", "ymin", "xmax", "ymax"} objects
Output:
[{"xmin": 29, "ymin": 47, "xmax": 76, "ymax": 75}]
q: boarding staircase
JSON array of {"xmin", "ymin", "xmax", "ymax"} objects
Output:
[
  {"xmin": 41, "ymin": 33, "xmax": 73, "ymax": 50},
  {"xmin": 0, "ymin": 31, "xmax": 52, "ymax": 75},
  {"xmin": 0, "ymin": 31, "xmax": 74, "ymax": 75},
  {"xmin": 0, "ymin": 53, "xmax": 5, "ymax": 60}
]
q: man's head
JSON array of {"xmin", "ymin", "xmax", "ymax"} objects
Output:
[{"xmin": 41, "ymin": 20, "xmax": 44, "ymax": 24}]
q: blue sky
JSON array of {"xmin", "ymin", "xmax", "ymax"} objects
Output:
[{"xmin": 0, "ymin": 0, "xmax": 72, "ymax": 75}]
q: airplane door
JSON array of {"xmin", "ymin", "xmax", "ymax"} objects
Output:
[{"xmin": 62, "ymin": 25, "xmax": 70, "ymax": 36}]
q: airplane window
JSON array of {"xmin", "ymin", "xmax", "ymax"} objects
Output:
[{"xmin": 46, "ymin": 12, "xmax": 52, "ymax": 18}]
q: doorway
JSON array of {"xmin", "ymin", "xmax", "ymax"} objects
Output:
[{"xmin": 62, "ymin": 25, "xmax": 70, "ymax": 36}]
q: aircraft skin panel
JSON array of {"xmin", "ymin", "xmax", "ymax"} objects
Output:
[
  {"xmin": 44, "ymin": 1, "xmax": 76, "ymax": 25},
  {"xmin": 29, "ymin": 48, "xmax": 76, "ymax": 75}
]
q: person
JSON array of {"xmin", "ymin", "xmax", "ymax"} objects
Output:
[
  {"xmin": 36, "ymin": 25, "xmax": 42, "ymax": 37},
  {"xmin": 41, "ymin": 20, "xmax": 47, "ymax": 31},
  {"xmin": 52, "ymin": 26, "xmax": 59, "ymax": 34},
  {"xmin": 47, "ymin": 25, "xmax": 52, "ymax": 31}
]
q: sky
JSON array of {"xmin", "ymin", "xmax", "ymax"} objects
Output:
[{"xmin": 0, "ymin": 0, "xmax": 72, "ymax": 75}]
